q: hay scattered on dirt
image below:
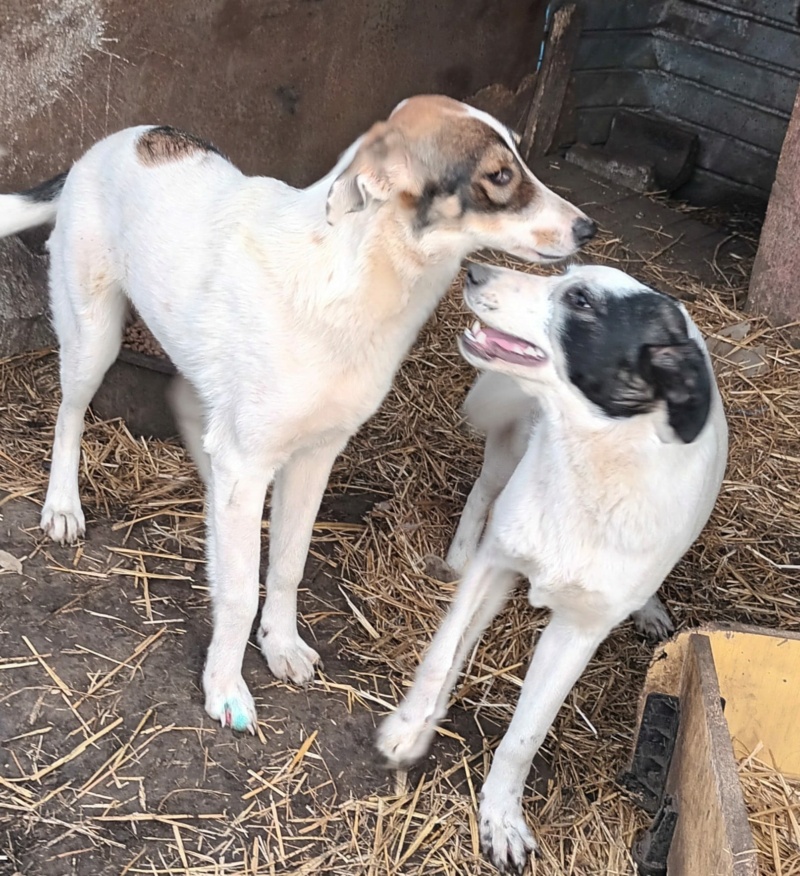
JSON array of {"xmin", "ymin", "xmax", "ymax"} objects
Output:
[
  {"xmin": 1, "ymin": 213, "xmax": 799, "ymax": 875},
  {"xmin": 739, "ymin": 752, "xmax": 800, "ymax": 876}
]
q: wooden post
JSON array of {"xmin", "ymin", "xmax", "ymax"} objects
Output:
[
  {"xmin": 520, "ymin": 3, "xmax": 583, "ymax": 159},
  {"xmin": 665, "ymin": 635, "xmax": 758, "ymax": 876},
  {"xmin": 747, "ymin": 83, "xmax": 800, "ymax": 327}
]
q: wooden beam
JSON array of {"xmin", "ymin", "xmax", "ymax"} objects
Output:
[
  {"xmin": 520, "ymin": 3, "xmax": 583, "ymax": 159},
  {"xmin": 748, "ymin": 83, "xmax": 800, "ymax": 326},
  {"xmin": 637, "ymin": 624, "xmax": 800, "ymax": 778},
  {"xmin": 704, "ymin": 628, "xmax": 800, "ymax": 777}
]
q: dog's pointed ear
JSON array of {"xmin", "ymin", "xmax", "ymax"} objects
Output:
[
  {"xmin": 326, "ymin": 122, "xmax": 412, "ymax": 224},
  {"xmin": 646, "ymin": 340, "xmax": 712, "ymax": 443}
]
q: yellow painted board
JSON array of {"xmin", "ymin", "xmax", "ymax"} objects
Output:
[{"xmin": 639, "ymin": 624, "xmax": 800, "ymax": 779}]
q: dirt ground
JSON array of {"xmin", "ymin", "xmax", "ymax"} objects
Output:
[
  {"xmin": 0, "ymin": 488, "xmax": 398, "ymax": 873},
  {"xmin": 0, "ymin": 382, "xmax": 560, "ymax": 876},
  {"xmin": 0, "ymin": 360, "xmax": 565, "ymax": 876},
  {"xmin": 1, "ymin": 180, "xmax": 799, "ymax": 876}
]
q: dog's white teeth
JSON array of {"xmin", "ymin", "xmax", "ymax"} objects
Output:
[
  {"xmin": 526, "ymin": 346, "xmax": 542, "ymax": 359},
  {"xmin": 471, "ymin": 320, "xmax": 481, "ymax": 335}
]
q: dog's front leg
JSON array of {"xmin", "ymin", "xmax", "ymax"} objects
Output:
[
  {"xmin": 479, "ymin": 615, "xmax": 610, "ymax": 873},
  {"xmin": 203, "ymin": 451, "xmax": 272, "ymax": 733},
  {"xmin": 257, "ymin": 437, "xmax": 346, "ymax": 684},
  {"xmin": 378, "ymin": 553, "xmax": 516, "ymax": 766}
]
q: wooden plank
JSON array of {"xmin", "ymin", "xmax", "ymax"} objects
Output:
[
  {"xmin": 748, "ymin": 83, "xmax": 800, "ymax": 326},
  {"xmin": 520, "ymin": 3, "xmax": 583, "ymax": 158},
  {"xmin": 666, "ymin": 635, "xmax": 758, "ymax": 876}
]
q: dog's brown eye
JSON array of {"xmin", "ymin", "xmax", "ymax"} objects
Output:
[
  {"xmin": 566, "ymin": 288, "xmax": 593, "ymax": 310},
  {"xmin": 486, "ymin": 168, "xmax": 513, "ymax": 186}
]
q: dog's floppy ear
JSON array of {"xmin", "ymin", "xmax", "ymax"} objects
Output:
[
  {"xmin": 646, "ymin": 340, "xmax": 712, "ymax": 443},
  {"xmin": 326, "ymin": 122, "xmax": 412, "ymax": 224}
]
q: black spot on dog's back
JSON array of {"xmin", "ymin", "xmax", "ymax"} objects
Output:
[{"xmin": 136, "ymin": 126, "xmax": 227, "ymax": 167}]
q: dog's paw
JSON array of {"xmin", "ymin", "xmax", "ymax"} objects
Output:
[
  {"xmin": 258, "ymin": 629, "xmax": 320, "ymax": 684},
  {"xmin": 40, "ymin": 502, "xmax": 85, "ymax": 545},
  {"xmin": 479, "ymin": 796, "xmax": 538, "ymax": 874},
  {"xmin": 421, "ymin": 554, "xmax": 460, "ymax": 584},
  {"xmin": 632, "ymin": 596, "xmax": 674, "ymax": 643},
  {"xmin": 376, "ymin": 704, "xmax": 437, "ymax": 768},
  {"xmin": 204, "ymin": 674, "xmax": 257, "ymax": 734}
]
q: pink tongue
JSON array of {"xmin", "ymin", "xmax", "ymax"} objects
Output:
[{"xmin": 482, "ymin": 327, "xmax": 530, "ymax": 356}]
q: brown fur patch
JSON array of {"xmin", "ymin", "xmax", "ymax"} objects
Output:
[
  {"xmin": 386, "ymin": 96, "xmax": 539, "ymax": 218},
  {"xmin": 388, "ymin": 95, "xmax": 469, "ymax": 140},
  {"xmin": 136, "ymin": 126, "xmax": 225, "ymax": 167},
  {"xmin": 331, "ymin": 96, "xmax": 543, "ymax": 229},
  {"xmin": 398, "ymin": 191, "xmax": 419, "ymax": 210}
]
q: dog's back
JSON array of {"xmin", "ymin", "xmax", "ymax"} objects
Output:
[{"xmin": 50, "ymin": 127, "xmax": 245, "ymax": 353}]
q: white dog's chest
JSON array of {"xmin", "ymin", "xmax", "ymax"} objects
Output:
[
  {"xmin": 487, "ymin": 440, "xmax": 689, "ymax": 616},
  {"xmin": 294, "ymin": 366, "xmax": 391, "ymax": 437}
]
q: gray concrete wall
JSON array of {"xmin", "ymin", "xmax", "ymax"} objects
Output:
[
  {"xmin": 0, "ymin": 0, "xmax": 546, "ymax": 356},
  {"xmin": 572, "ymin": 0, "xmax": 800, "ymax": 209}
]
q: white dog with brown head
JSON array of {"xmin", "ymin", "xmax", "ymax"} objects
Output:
[
  {"xmin": 378, "ymin": 263, "xmax": 727, "ymax": 873},
  {"xmin": 0, "ymin": 96, "xmax": 594, "ymax": 734}
]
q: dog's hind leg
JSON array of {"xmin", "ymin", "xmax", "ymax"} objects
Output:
[
  {"xmin": 632, "ymin": 593, "xmax": 674, "ymax": 642},
  {"xmin": 41, "ymin": 238, "xmax": 126, "ymax": 544},
  {"xmin": 257, "ymin": 436, "xmax": 347, "ymax": 684},
  {"xmin": 446, "ymin": 422, "xmax": 525, "ymax": 574},
  {"xmin": 167, "ymin": 374, "xmax": 211, "ymax": 484},
  {"xmin": 377, "ymin": 551, "xmax": 516, "ymax": 767}
]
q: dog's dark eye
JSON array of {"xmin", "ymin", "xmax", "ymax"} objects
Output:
[
  {"xmin": 485, "ymin": 168, "xmax": 513, "ymax": 186},
  {"xmin": 566, "ymin": 288, "xmax": 593, "ymax": 310}
]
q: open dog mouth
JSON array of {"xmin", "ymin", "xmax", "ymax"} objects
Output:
[{"xmin": 461, "ymin": 320, "xmax": 547, "ymax": 366}]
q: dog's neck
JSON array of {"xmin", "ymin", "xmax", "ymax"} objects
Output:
[
  {"xmin": 534, "ymin": 385, "xmax": 673, "ymax": 455},
  {"xmin": 295, "ymin": 181, "xmax": 467, "ymax": 334}
]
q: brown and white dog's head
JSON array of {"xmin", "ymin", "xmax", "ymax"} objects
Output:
[
  {"xmin": 459, "ymin": 263, "xmax": 714, "ymax": 443},
  {"xmin": 326, "ymin": 95, "xmax": 595, "ymax": 264}
]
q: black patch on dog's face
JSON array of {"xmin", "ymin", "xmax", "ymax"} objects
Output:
[
  {"xmin": 22, "ymin": 171, "xmax": 68, "ymax": 203},
  {"xmin": 560, "ymin": 284, "xmax": 712, "ymax": 442}
]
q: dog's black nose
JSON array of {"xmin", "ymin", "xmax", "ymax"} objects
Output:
[
  {"xmin": 466, "ymin": 263, "xmax": 493, "ymax": 286},
  {"xmin": 572, "ymin": 216, "xmax": 597, "ymax": 246}
]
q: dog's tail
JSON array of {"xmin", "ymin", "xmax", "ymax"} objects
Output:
[{"xmin": 0, "ymin": 171, "xmax": 68, "ymax": 238}]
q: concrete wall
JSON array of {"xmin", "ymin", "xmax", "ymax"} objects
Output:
[
  {"xmin": 572, "ymin": 0, "xmax": 800, "ymax": 209},
  {"xmin": 2, "ymin": 0, "xmax": 545, "ymax": 187},
  {"xmin": 0, "ymin": 0, "xmax": 546, "ymax": 356}
]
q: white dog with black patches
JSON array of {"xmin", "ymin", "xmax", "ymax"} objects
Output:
[
  {"xmin": 0, "ymin": 96, "xmax": 595, "ymax": 733},
  {"xmin": 377, "ymin": 263, "xmax": 728, "ymax": 873}
]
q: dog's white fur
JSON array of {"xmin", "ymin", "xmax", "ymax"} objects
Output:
[
  {"xmin": 377, "ymin": 264, "xmax": 728, "ymax": 873},
  {"xmin": 0, "ymin": 97, "xmax": 591, "ymax": 733}
]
